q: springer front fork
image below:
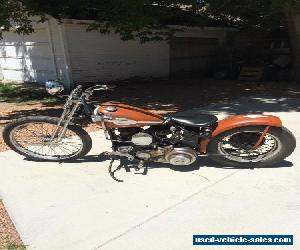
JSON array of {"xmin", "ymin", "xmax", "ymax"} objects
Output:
[{"xmin": 50, "ymin": 100, "xmax": 81, "ymax": 142}]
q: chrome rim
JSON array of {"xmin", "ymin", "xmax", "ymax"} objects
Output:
[
  {"xmin": 10, "ymin": 122, "xmax": 83, "ymax": 160},
  {"xmin": 218, "ymin": 131, "xmax": 281, "ymax": 163}
]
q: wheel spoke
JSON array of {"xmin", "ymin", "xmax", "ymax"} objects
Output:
[
  {"xmin": 219, "ymin": 131, "xmax": 279, "ymax": 163},
  {"xmin": 10, "ymin": 121, "xmax": 83, "ymax": 160}
]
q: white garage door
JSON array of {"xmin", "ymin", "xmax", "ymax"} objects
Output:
[{"xmin": 0, "ymin": 22, "xmax": 57, "ymax": 83}]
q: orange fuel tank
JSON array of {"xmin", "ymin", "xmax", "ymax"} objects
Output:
[{"xmin": 97, "ymin": 102, "xmax": 164, "ymax": 128}]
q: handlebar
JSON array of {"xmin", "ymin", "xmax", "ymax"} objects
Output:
[
  {"xmin": 65, "ymin": 84, "xmax": 115, "ymax": 102},
  {"xmin": 62, "ymin": 84, "xmax": 115, "ymax": 102},
  {"xmin": 82, "ymin": 84, "xmax": 115, "ymax": 97}
]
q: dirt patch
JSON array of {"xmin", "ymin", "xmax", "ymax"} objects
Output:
[{"xmin": 0, "ymin": 201, "xmax": 24, "ymax": 250}]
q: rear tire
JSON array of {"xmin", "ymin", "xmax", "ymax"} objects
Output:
[
  {"xmin": 3, "ymin": 116, "xmax": 92, "ymax": 161},
  {"xmin": 207, "ymin": 126, "xmax": 296, "ymax": 167}
]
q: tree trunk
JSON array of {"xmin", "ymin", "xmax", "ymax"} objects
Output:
[{"xmin": 285, "ymin": 6, "xmax": 300, "ymax": 83}]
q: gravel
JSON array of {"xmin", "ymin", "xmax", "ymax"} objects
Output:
[{"xmin": 0, "ymin": 201, "xmax": 24, "ymax": 249}]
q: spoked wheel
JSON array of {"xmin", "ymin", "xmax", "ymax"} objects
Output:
[
  {"xmin": 207, "ymin": 126, "xmax": 296, "ymax": 167},
  {"xmin": 219, "ymin": 131, "xmax": 280, "ymax": 162},
  {"xmin": 3, "ymin": 116, "xmax": 92, "ymax": 161}
]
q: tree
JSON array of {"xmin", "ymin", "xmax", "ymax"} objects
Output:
[
  {"xmin": 1, "ymin": 0, "xmax": 299, "ymax": 81},
  {"xmin": 1, "ymin": 0, "xmax": 292, "ymax": 38},
  {"xmin": 1, "ymin": 0, "xmax": 207, "ymax": 41}
]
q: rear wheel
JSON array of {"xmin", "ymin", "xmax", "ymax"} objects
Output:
[
  {"xmin": 3, "ymin": 116, "xmax": 92, "ymax": 161},
  {"xmin": 207, "ymin": 126, "xmax": 296, "ymax": 167}
]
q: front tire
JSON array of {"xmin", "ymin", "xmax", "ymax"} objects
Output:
[
  {"xmin": 207, "ymin": 126, "xmax": 296, "ymax": 168},
  {"xmin": 3, "ymin": 116, "xmax": 92, "ymax": 161}
]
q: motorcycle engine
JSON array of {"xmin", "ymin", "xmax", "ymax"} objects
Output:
[
  {"xmin": 133, "ymin": 147, "xmax": 197, "ymax": 165},
  {"xmin": 131, "ymin": 132, "xmax": 153, "ymax": 146},
  {"xmin": 113, "ymin": 126, "xmax": 199, "ymax": 166}
]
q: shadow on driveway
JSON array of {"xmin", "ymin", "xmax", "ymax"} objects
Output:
[
  {"xmin": 42, "ymin": 153, "xmax": 293, "ymax": 183},
  {"xmin": 1, "ymin": 80, "xmax": 300, "ymax": 125}
]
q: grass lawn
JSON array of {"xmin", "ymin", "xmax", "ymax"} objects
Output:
[{"xmin": 0, "ymin": 83, "xmax": 60, "ymax": 104}]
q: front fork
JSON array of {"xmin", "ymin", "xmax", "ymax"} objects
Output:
[{"xmin": 50, "ymin": 100, "xmax": 81, "ymax": 142}]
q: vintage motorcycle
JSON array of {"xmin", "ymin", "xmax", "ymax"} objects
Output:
[{"xmin": 3, "ymin": 81, "xmax": 296, "ymax": 172}]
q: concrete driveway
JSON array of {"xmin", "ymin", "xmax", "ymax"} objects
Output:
[{"xmin": 0, "ymin": 96, "xmax": 299, "ymax": 250}]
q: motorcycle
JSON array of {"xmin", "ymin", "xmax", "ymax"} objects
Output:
[{"xmin": 3, "ymin": 81, "xmax": 296, "ymax": 175}]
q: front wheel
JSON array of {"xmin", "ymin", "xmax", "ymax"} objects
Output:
[
  {"xmin": 207, "ymin": 126, "xmax": 296, "ymax": 167},
  {"xmin": 3, "ymin": 116, "xmax": 92, "ymax": 161}
]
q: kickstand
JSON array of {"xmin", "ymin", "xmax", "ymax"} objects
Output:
[
  {"xmin": 142, "ymin": 163, "xmax": 148, "ymax": 175},
  {"xmin": 108, "ymin": 159, "xmax": 149, "ymax": 182},
  {"xmin": 108, "ymin": 159, "xmax": 124, "ymax": 182}
]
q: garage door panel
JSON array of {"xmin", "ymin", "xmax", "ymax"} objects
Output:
[
  {"xmin": 2, "ymin": 69, "xmax": 55, "ymax": 82},
  {"xmin": 0, "ymin": 23, "xmax": 56, "ymax": 82},
  {"xmin": 0, "ymin": 57, "xmax": 54, "ymax": 71},
  {"xmin": 0, "ymin": 58, "xmax": 24, "ymax": 70},
  {"xmin": 1, "ymin": 29, "xmax": 49, "ymax": 44},
  {"xmin": 1, "ymin": 70, "xmax": 24, "ymax": 81},
  {"xmin": 0, "ymin": 45, "xmax": 51, "ymax": 59},
  {"xmin": 0, "ymin": 45, "xmax": 26, "ymax": 58}
]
